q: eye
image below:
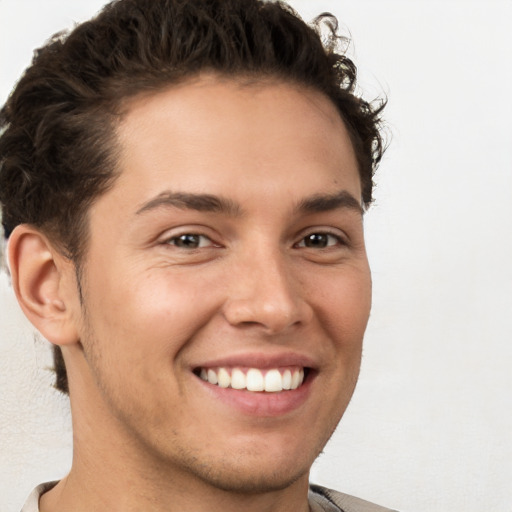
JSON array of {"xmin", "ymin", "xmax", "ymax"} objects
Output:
[
  {"xmin": 166, "ymin": 233, "xmax": 215, "ymax": 249},
  {"xmin": 296, "ymin": 232, "xmax": 344, "ymax": 249}
]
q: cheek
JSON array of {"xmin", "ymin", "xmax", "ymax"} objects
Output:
[
  {"xmin": 314, "ymin": 266, "xmax": 371, "ymax": 335},
  {"xmin": 83, "ymin": 268, "xmax": 223, "ymax": 358}
]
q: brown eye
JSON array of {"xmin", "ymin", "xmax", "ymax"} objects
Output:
[
  {"xmin": 298, "ymin": 233, "xmax": 342, "ymax": 249},
  {"xmin": 168, "ymin": 234, "xmax": 212, "ymax": 249}
]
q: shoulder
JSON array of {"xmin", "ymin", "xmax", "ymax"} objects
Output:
[
  {"xmin": 309, "ymin": 484, "xmax": 400, "ymax": 512},
  {"xmin": 20, "ymin": 482, "xmax": 58, "ymax": 512}
]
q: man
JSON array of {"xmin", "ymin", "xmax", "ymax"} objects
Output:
[{"xmin": 0, "ymin": 0, "xmax": 392, "ymax": 510}]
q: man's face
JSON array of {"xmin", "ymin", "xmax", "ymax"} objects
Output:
[{"xmin": 71, "ymin": 76, "xmax": 371, "ymax": 493}]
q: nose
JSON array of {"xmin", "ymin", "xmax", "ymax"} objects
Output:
[{"xmin": 222, "ymin": 248, "xmax": 313, "ymax": 334}]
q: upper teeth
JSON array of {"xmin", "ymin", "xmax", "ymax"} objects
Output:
[{"xmin": 199, "ymin": 367, "xmax": 305, "ymax": 392}]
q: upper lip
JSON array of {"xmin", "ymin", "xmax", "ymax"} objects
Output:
[{"xmin": 191, "ymin": 352, "xmax": 318, "ymax": 371}]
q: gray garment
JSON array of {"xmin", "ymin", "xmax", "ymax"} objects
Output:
[
  {"xmin": 309, "ymin": 484, "xmax": 399, "ymax": 512},
  {"xmin": 22, "ymin": 481, "xmax": 398, "ymax": 512}
]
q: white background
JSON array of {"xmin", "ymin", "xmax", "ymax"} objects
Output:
[{"xmin": 1, "ymin": 1, "xmax": 511, "ymax": 511}]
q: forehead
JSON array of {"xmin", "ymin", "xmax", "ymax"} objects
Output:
[
  {"xmin": 107, "ymin": 76, "xmax": 361, "ymax": 215},
  {"xmin": 121, "ymin": 75, "xmax": 344, "ymax": 130}
]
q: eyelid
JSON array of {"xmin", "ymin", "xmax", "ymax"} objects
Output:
[
  {"xmin": 295, "ymin": 228, "xmax": 349, "ymax": 248},
  {"xmin": 158, "ymin": 226, "xmax": 221, "ymax": 248},
  {"xmin": 167, "ymin": 234, "xmax": 215, "ymax": 248}
]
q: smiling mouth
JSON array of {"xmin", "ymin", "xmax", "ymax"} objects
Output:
[{"xmin": 194, "ymin": 367, "xmax": 308, "ymax": 392}]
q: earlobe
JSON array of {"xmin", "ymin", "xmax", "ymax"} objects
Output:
[{"xmin": 8, "ymin": 225, "xmax": 80, "ymax": 346}]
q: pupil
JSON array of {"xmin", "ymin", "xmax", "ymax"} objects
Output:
[
  {"xmin": 306, "ymin": 233, "xmax": 327, "ymax": 248},
  {"xmin": 177, "ymin": 234, "xmax": 199, "ymax": 248}
]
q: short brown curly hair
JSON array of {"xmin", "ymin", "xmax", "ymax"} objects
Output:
[{"xmin": 0, "ymin": 0, "xmax": 386, "ymax": 394}]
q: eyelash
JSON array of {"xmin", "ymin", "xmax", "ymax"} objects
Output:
[
  {"xmin": 164, "ymin": 233, "xmax": 216, "ymax": 249},
  {"xmin": 295, "ymin": 232, "xmax": 346, "ymax": 249}
]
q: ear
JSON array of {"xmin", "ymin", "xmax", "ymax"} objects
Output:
[{"xmin": 8, "ymin": 225, "xmax": 80, "ymax": 346}]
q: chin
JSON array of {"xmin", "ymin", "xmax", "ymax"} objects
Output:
[
  {"xmin": 163, "ymin": 432, "xmax": 325, "ymax": 495},
  {"xmin": 190, "ymin": 460, "xmax": 310, "ymax": 494}
]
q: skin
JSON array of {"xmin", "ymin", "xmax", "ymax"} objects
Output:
[{"xmin": 13, "ymin": 76, "xmax": 372, "ymax": 512}]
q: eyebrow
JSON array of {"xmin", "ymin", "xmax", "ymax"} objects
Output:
[
  {"xmin": 296, "ymin": 190, "xmax": 363, "ymax": 215},
  {"xmin": 135, "ymin": 189, "xmax": 363, "ymax": 217},
  {"xmin": 135, "ymin": 191, "xmax": 243, "ymax": 216}
]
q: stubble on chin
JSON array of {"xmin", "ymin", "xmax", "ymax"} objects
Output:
[{"xmin": 168, "ymin": 446, "xmax": 313, "ymax": 495}]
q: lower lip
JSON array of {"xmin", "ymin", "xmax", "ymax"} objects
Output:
[{"xmin": 195, "ymin": 372, "xmax": 315, "ymax": 417}]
